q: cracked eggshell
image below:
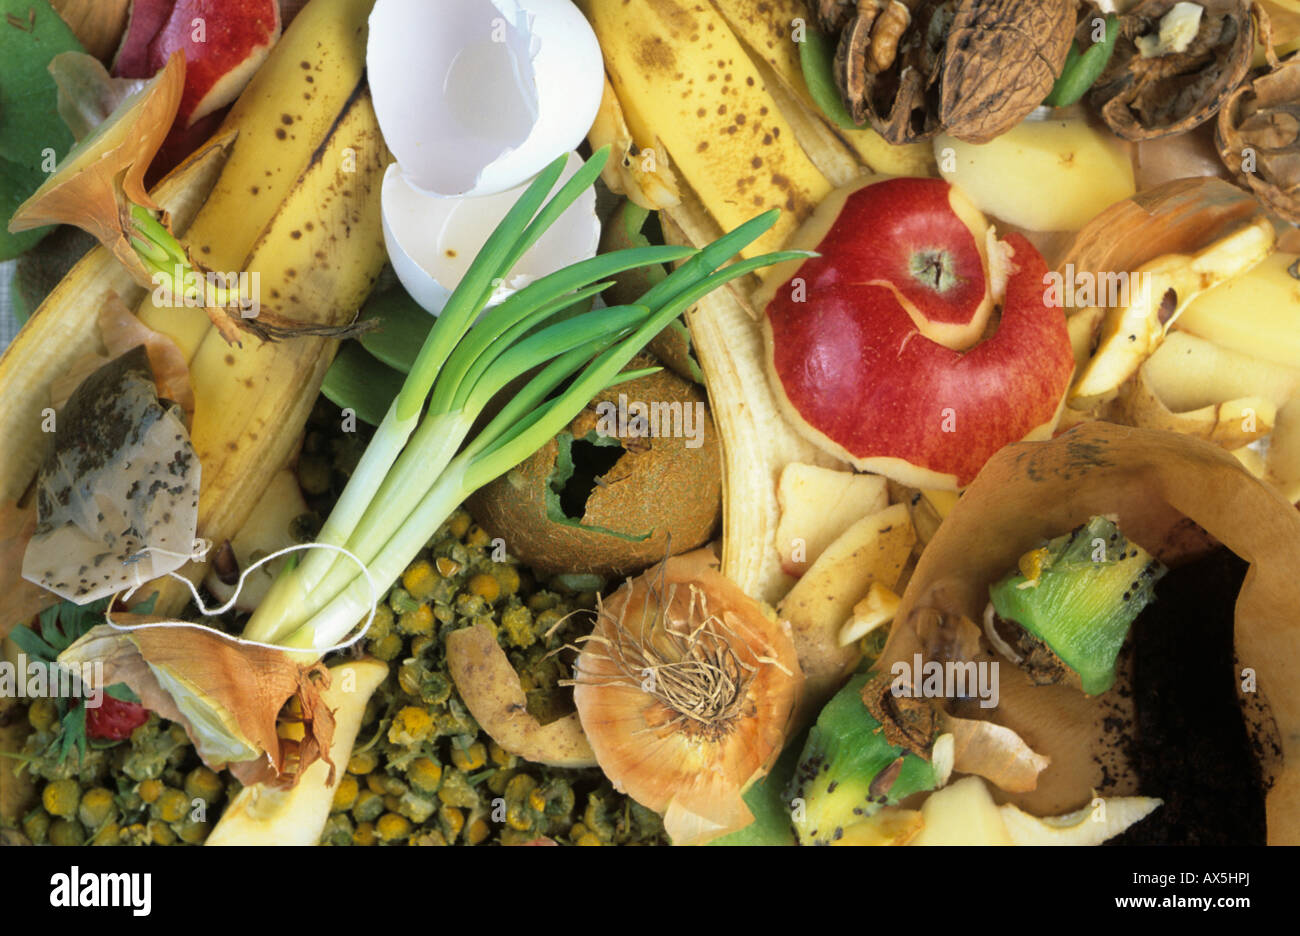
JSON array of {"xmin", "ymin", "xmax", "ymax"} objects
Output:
[
  {"xmin": 383, "ymin": 149, "xmax": 599, "ymax": 315},
  {"xmin": 367, "ymin": 0, "xmax": 603, "ymax": 198}
]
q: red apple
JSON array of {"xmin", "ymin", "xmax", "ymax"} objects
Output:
[
  {"xmin": 763, "ymin": 177, "xmax": 1075, "ymax": 490},
  {"xmin": 113, "ymin": 0, "xmax": 280, "ymax": 127}
]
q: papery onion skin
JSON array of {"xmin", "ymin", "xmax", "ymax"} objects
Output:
[
  {"xmin": 571, "ymin": 549, "xmax": 802, "ymax": 845},
  {"xmin": 7, "ymin": 52, "xmax": 185, "ymax": 287}
]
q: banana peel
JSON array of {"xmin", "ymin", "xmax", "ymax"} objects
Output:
[
  {"xmin": 144, "ymin": 88, "xmax": 389, "ymax": 616},
  {"xmin": 709, "ymin": 0, "xmax": 934, "ymax": 178},
  {"xmin": 670, "ymin": 250, "xmax": 846, "ymax": 605},
  {"xmin": 134, "ymin": 0, "xmax": 376, "ymax": 360},
  {"xmin": 579, "ymin": 0, "xmax": 832, "ymax": 260},
  {"xmin": 588, "ymin": 77, "xmax": 681, "ymax": 211}
]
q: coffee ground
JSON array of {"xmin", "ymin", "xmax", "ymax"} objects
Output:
[{"xmin": 1110, "ymin": 549, "xmax": 1266, "ymax": 845}]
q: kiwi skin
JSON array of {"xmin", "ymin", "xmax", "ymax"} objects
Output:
[{"xmin": 467, "ymin": 355, "xmax": 722, "ymax": 577}]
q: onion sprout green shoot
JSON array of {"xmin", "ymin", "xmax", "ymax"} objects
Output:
[
  {"xmin": 242, "ymin": 146, "xmax": 810, "ymax": 654},
  {"xmin": 129, "ymin": 204, "xmax": 248, "ymax": 309}
]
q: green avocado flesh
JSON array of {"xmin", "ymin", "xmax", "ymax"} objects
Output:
[
  {"xmin": 787, "ymin": 673, "xmax": 936, "ymax": 846},
  {"xmin": 989, "ymin": 515, "xmax": 1167, "ymax": 696}
]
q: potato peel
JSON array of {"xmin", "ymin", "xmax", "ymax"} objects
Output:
[{"xmin": 445, "ymin": 621, "xmax": 597, "ymax": 769}]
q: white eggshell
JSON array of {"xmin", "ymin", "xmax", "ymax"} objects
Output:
[
  {"xmin": 382, "ymin": 150, "xmax": 599, "ymax": 315},
  {"xmin": 368, "ymin": 0, "xmax": 604, "ymax": 197}
]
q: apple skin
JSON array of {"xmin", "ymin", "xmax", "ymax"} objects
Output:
[
  {"xmin": 114, "ymin": 0, "xmax": 280, "ymax": 127},
  {"xmin": 798, "ymin": 177, "xmax": 990, "ymax": 338},
  {"xmin": 765, "ymin": 193, "xmax": 1075, "ymax": 488}
]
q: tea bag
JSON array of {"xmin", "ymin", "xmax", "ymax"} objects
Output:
[{"xmin": 23, "ymin": 345, "xmax": 200, "ymax": 603}]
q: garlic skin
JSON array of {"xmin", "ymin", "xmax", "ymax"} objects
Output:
[
  {"xmin": 382, "ymin": 150, "xmax": 599, "ymax": 315},
  {"xmin": 367, "ymin": 0, "xmax": 604, "ymax": 198}
]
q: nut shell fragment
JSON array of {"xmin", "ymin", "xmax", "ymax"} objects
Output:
[
  {"xmin": 1090, "ymin": 0, "xmax": 1255, "ymax": 140},
  {"xmin": 1217, "ymin": 54, "xmax": 1300, "ymax": 223},
  {"xmin": 828, "ymin": 0, "xmax": 1073, "ymax": 144}
]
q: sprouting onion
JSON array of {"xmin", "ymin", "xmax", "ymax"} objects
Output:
[
  {"xmin": 243, "ymin": 146, "xmax": 810, "ymax": 652},
  {"xmin": 129, "ymin": 204, "xmax": 249, "ymax": 309}
]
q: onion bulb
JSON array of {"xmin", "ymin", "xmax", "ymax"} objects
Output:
[{"xmin": 570, "ymin": 549, "xmax": 802, "ymax": 845}]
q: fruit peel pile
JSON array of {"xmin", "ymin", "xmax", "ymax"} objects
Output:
[{"xmin": 2, "ymin": 0, "xmax": 1299, "ymax": 849}]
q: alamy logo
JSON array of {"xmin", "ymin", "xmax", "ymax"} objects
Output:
[
  {"xmin": 1042, "ymin": 265, "xmax": 1155, "ymax": 310},
  {"xmin": 50, "ymin": 867, "xmax": 151, "ymax": 916},
  {"xmin": 0, "ymin": 655, "xmax": 102, "ymax": 707},
  {"xmin": 594, "ymin": 394, "xmax": 706, "ymax": 449},
  {"xmin": 890, "ymin": 654, "xmax": 1000, "ymax": 709}
]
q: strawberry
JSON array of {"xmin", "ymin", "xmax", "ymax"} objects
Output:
[{"xmin": 85, "ymin": 694, "xmax": 151, "ymax": 742}]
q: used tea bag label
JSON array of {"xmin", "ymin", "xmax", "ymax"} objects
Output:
[{"xmin": 23, "ymin": 345, "xmax": 200, "ymax": 603}]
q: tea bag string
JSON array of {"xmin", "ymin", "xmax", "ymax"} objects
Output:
[{"xmin": 106, "ymin": 541, "xmax": 378, "ymax": 655}]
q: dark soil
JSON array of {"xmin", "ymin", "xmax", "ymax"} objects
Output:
[{"xmin": 1110, "ymin": 549, "xmax": 1267, "ymax": 845}]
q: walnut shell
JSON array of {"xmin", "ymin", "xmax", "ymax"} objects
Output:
[
  {"xmin": 830, "ymin": 0, "xmax": 1074, "ymax": 145},
  {"xmin": 939, "ymin": 0, "xmax": 1076, "ymax": 143},
  {"xmin": 1217, "ymin": 54, "xmax": 1300, "ymax": 224},
  {"xmin": 1089, "ymin": 0, "xmax": 1255, "ymax": 141}
]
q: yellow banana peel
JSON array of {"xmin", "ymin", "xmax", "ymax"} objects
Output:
[
  {"xmin": 136, "ymin": 0, "xmax": 376, "ymax": 359},
  {"xmin": 580, "ymin": 0, "xmax": 832, "ymax": 259},
  {"xmin": 588, "ymin": 77, "xmax": 682, "ymax": 211},
  {"xmin": 146, "ymin": 89, "xmax": 390, "ymax": 615},
  {"xmin": 709, "ymin": 0, "xmax": 934, "ymax": 178}
]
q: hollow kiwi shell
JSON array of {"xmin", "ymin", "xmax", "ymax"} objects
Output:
[{"xmin": 467, "ymin": 356, "xmax": 721, "ymax": 577}]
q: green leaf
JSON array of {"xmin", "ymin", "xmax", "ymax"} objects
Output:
[
  {"xmin": 799, "ymin": 28, "xmax": 861, "ymax": 132},
  {"xmin": 36, "ymin": 603, "xmax": 60, "ymax": 636},
  {"xmin": 57, "ymin": 702, "xmax": 86, "ymax": 767},
  {"xmin": 321, "ymin": 342, "xmax": 407, "ymax": 427},
  {"xmin": 9, "ymin": 265, "xmax": 31, "ymax": 324},
  {"xmin": 1, "ymin": 156, "xmax": 53, "ymax": 259},
  {"xmin": 358, "ymin": 287, "xmax": 435, "ymax": 374},
  {"xmin": 104, "ymin": 683, "xmax": 139, "ymax": 704},
  {"xmin": 8, "ymin": 624, "xmax": 57, "ymax": 663},
  {"xmin": 707, "ymin": 732, "xmax": 805, "ymax": 846},
  {"xmin": 0, "ymin": 0, "xmax": 83, "ymax": 259}
]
